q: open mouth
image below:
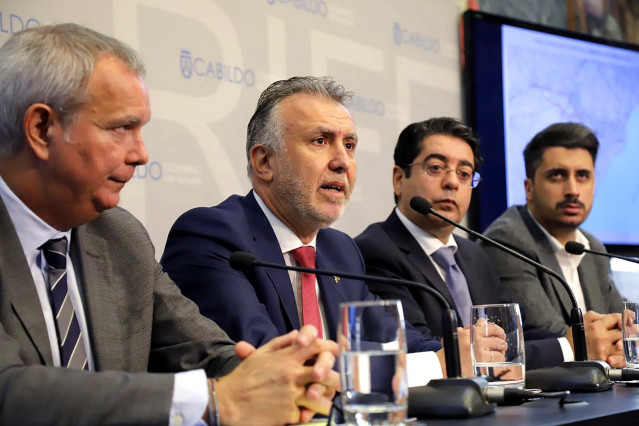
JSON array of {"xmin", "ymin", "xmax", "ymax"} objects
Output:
[{"xmin": 320, "ymin": 183, "xmax": 345, "ymax": 193}]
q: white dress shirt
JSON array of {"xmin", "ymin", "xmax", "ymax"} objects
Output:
[
  {"xmin": 528, "ymin": 208, "xmax": 589, "ymax": 313},
  {"xmin": 254, "ymin": 192, "xmax": 329, "ymax": 337},
  {"xmin": 395, "ymin": 207, "xmax": 458, "ymax": 280},
  {"xmin": 254, "ymin": 196, "xmax": 443, "ymax": 384},
  {"xmin": 398, "ymin": 206, "xmax": 574, "ymax": 363}
]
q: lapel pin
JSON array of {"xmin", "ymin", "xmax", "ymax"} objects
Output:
[{"xmin": 333, "ymin": 276, "xmax": 341, "ymax": 283}]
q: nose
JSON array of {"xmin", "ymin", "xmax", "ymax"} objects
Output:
[
  {"xmin": 329, "ymin": 141, "xmax": 353, "ymax": 173},
  {"xmin": 441, "ymin": 168, "xmax": 460, "ymax": 190},
  {"xmin": 127, "ymin": 130, "xmax": 149, "ymax": 166},
  {"xmin": 564, "ymin": 175, "xmax": 579, "ymax": 198}
]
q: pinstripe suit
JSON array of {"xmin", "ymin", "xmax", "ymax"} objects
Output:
[{"xmin": 0, "ymin": 198, "xmax": 239, "ymax": 425}]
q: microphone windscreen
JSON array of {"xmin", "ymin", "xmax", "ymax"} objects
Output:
[
  {"xmin": 410, "ymin": 196, "xmax": 433, "ymax": 215},
  {"xmin": 229, "ymin": 251, "xmax": 256, "ymax": 271},
  {"xmin": 565, "ymin": 241, "xmax": 586, "ymax": 255}
]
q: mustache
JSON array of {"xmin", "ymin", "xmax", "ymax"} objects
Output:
[{"xmin": 556, "ymin": 198, "xmax": 585, "ymax": 209}]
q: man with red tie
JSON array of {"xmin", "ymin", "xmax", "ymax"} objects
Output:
[
  {"xmin": 0, "ymin": 26, "xmax": 339, "ymax": 425},
  {"xmin": 162, "ymin": 77, "xmax": 506, "ymax": 380}
]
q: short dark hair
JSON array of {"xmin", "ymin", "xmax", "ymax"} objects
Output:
[
  {"xmin": 523, "ymin": 122, "xmax": 599, "ymax": 179},
  {"xmin": 393, "ymin": 117, "xmax": 482, "ymax": 203}
]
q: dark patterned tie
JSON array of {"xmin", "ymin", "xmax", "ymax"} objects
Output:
[
  {"xmin": 290, "ymin": 246, "xmax": 323, "ymax": 338},
  {"xmin": 431, "ymin": 246, "xmax": 473, "ymax": 326},
  {"xmin": 41, "ymin": 238, "xmax": 88, "ymax": 370}
]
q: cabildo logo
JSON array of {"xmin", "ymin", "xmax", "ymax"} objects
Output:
[
  {"xmin": 392, "ymin": 22, "xmax": 439, "ymax": 54},
  {"xmin": 132, "ymin": 161, "xmax": 162, "ymax": 181},
  {"xmin": 267, "ymin": 0, "xmax": 328, "ymax": 17},
  {"xmin": 132, "ymin": 161, "xmax": 205, "ymax": 186},
  {"xmin": 349, "ymin": 95, "xmax": 385, "ymax": 117},
  {"xmin": 0, "ymin": 11, "xmax": 40, "ymax": 34},
  {"xmin": 180, "ymin": 49, "xmax": 255, "ymax": 87}
]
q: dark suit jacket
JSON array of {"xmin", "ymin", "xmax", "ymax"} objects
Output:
[
  {"xmin": 0, "ymin": 199, "xmax": 239, "ymax": 425},
  {"xmin": 482, "ymin": 205, "xmax": 624, "ymax": 335},
  {"xmin": 355, "ymin": 210, "xmax": 564, "ymax": 370},
  {"xmin": 161, "ymin": 191, "xmax": 440, "ymax": 354}
]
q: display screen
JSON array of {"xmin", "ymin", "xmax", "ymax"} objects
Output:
[{"xmin": 464, "ymin": 10, "xmax": 639, "ymax": 246}]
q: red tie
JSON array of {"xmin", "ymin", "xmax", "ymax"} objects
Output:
[{"xmin": 290, "ymin": 246, "xmax": 323, "ymax": 338}]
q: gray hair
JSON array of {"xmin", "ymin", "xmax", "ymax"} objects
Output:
[
  {"xmin": 0, "ymin": 23, "xmax": 145, "ymax": 157},
  {"xmin": 246, "ymin": 76, "xmax": 353, "ymax": 176}
]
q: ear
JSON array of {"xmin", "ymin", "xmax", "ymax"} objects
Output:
[
  {"xmin": 250, "ymin": 144, "xmax": 275, "ymax": 183},
  {"xmin": 23, "ymin": 103, "xmax": 58, "ymax": 161},
  {"xmin": 392, "ymin": 165, "xmax": 405, "ymax": 202},
  {"xmin": 524, "ymin": 178, "xmax": 533, "ymax": 202}
]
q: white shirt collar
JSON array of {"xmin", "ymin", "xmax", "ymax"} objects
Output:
[
  {"xmin": 526, "ymin": 206, "xmax": 590, "ymax": 255},
  {"xmin": 253, "ymin": 191, "xmax": 317, "ymax": 253},
  {"xmin": 395, "ymin": 207, "xmax": 457, "ymax": 256},
  {"xmin": 0, "ymin": 175, "xmax": 71, "ymax": 257}
]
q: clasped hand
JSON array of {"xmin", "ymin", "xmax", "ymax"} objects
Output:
[{"xmin": 215, "ymin": 325, "xmax": 339, "ymax": 425}]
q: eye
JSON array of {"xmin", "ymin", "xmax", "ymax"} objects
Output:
[
  {"xmin": 313, "ymin": 137, "xmax": 326, "ymax": 145},
  {"xmin": 548, "ymin": 170, "xmax": 566, "ymax": 180},
  {"xmin": 576, "ymin": 170, "xmax": 591, "ymax": 180},
  {"xmin": 345, "ymin": 141, "xmax": 356, "ymax": 150},
  {"xmin": 427, "ymin": 163, "xmax": 444, "ymax": 174},
  {"xmin": 111, "ymin": 124, "xmax": 134, "ymax": 134},
  {"xmin": 458, "ymin": 169, "xmax": 472, "ymax": 180}
]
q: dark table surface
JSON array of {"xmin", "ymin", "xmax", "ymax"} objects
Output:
[{"xmin": 421, "ymin": 384, "xmax": 639, "ymax": 425}]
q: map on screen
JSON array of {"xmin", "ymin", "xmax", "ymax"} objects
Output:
[{"xmin": 501, "ymin": 25, "xmax": 639, "ymax": 244}]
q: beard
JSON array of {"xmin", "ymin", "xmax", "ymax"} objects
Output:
[{"xmin": 272, "ymin": 159, "xmax": 351, "ymax": 231}]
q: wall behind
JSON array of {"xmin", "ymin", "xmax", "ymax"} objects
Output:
[{"xmin": 0, "ymin": 0, "xmax": 463, "ymax": 255}]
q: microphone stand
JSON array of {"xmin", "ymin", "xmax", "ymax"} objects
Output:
[
  {"xmin": 409, "ymin": 196, "xmax": 614, "ymax": 392},
  {"xmin": 565, "ymin": 241, "xmax": 639, "ymax": 264},
  {"xmin": 228, "ymin": 252, "xmax": 497, "ymax": 418}
]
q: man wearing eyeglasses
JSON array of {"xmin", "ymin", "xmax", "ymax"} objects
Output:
[{"xmin": 355, "ymin": 117, "xmax": 569, "ymax": 370}]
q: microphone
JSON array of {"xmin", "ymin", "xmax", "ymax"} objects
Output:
[
  {"xmin": 564, "ymin": 242, "xmax": 639, "ymax": 382},
  {"xmin": 565, "ymin": 241, "xmax": 639, "ymax": 264},
  {"xmin": 230, "ymin": 251, "xmax": 576, "ymax": 416},
  {"xmin": 410, "ymin": 196, "xmax": 587, "ymax": 361},
  {"xmin": 409, "ymin": 196, "xmax": 615, "ymax": 392},
  {"xmin": 229, "ymin": 251, "xmax": 462, "ymax": 378},
  {"xmin": 229, "ymin": 251, "xmax": 500, "ymax": 417},
  {"xmin": 608, "ymin": 367, "xmax": 639, "ymax": 381}
]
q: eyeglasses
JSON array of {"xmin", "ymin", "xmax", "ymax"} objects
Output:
[{"xmin": 404, "ymin": 161, "xmax": 482, "ymax": 188}]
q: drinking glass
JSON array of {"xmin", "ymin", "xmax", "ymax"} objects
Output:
[
  {"xmin": 338, "ymin": 300, "xmax": 408, "ymax": 425},
  {"xmin": 623, "ymin": 301, "xmax": 639, "ymax": 368},
  {"xmin": 470, "ymin": 303, "xmax": 525, "ymax": 388}
]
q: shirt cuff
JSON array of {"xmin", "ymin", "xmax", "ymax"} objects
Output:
[
  {"xmin": 558, "ymin": 337, "xmax": 575, "ymax": 362},
  {"xmin": 170, "ymin": 369, "xmax": 209, "ymax": 426},
  {"xmin": 406, "ymin": 351, "xmax": 444, "ymax": 387}
]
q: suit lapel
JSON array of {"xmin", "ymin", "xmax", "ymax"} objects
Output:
[
  {"xmin": 520, "ymin": 207, "xmax": 572, "ymax": 320},
  {"xmin": 0, "ymin": 197, "xmax": 53, "ymax": 365},
  {"xmin": 577, "ymin": 234, "xmax": 603, "ymax": 312},
  {"xmin": 384, "ymin": 212, "xmax": 459, "ymax": 316},
  {"xmin": 242, "ymin": 192, "xmax": 300, "ymax": 330},
  {"xmin": 73, "ymin": 224, "xmax": 123, "ymax": 371}
]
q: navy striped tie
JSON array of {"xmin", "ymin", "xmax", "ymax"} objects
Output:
[{"xmin": 41, "ymin": 238, "xmax": 88, "ymax": 370}]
